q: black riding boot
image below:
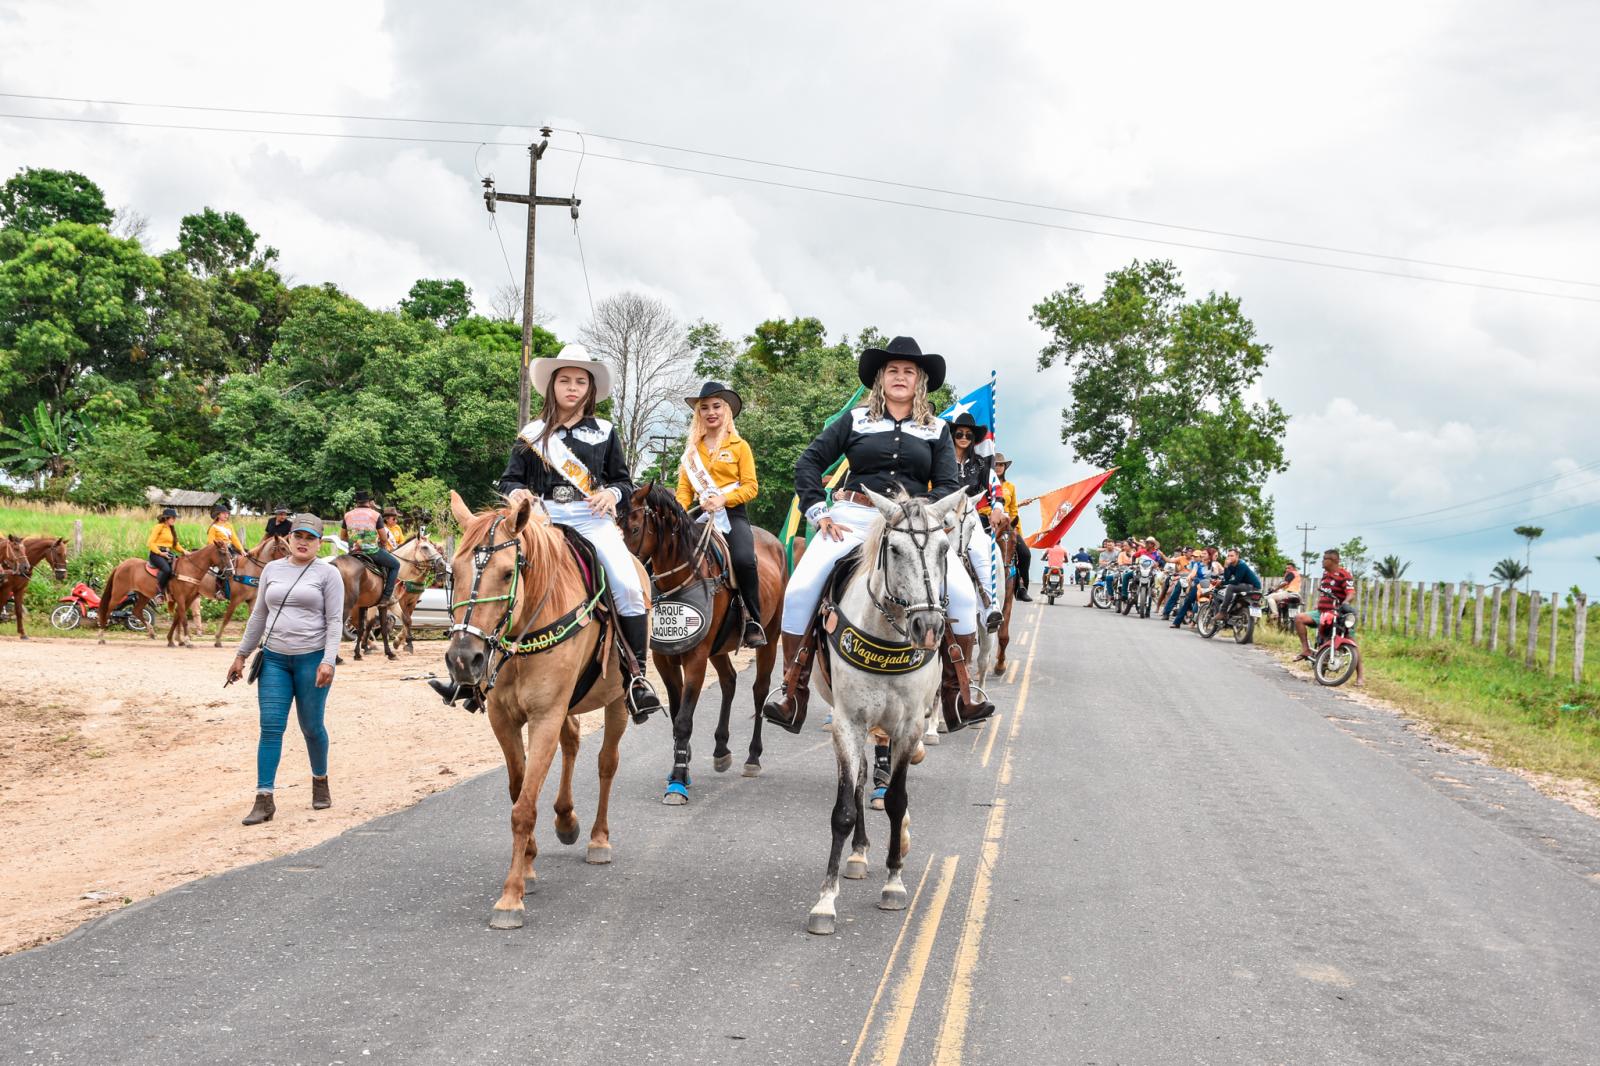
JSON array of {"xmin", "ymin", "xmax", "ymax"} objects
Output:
[
  {"xmin": 737, "ymin": 591, "xmax": 768, "ymax": 649},
  {"xmin": 619, "ymin": 614, "xmax": 662, "ymax": 724}
]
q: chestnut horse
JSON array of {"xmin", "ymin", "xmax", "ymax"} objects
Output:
[
  {"xmin": 332, "ymin": 551, "xmax": 396, "ymax": 661},
  {"xmin": 359, "ymin": 534, "xmax": 450, "ymax": 654},
  {"xmin": 1, "ymin": 536, "xmax": 67, "ymax": 639},
  {"xmin": 97, "ymin": 540, "xmax": 236, "ymax": 647},
  {"xmin": 989, "ymin": 511, "xmax": 1019, "ymax": 674},
  {"xmin": 203, "ymin": 536, "xmax": 289, "ymax": 646},
  {"xmin": 442, "ymin": 490, "xmax": 635, "ymax": 930},
  {"xmin": 622, "ymin": 484, "xmax": 786, "ymax": 801}
]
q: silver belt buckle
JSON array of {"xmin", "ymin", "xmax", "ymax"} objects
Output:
[{"xmin": 551, "ymin": 485, "xmax": 577, "ymax": 504}]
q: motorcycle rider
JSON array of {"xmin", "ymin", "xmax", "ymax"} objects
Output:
[
  {"xmin": 1265, "ymin": 562, "xmax": 1303, "ymax": 620},
  {"xmin": 1168, "ymin": 547, "xmax": 1217, "ymax": 629},
  {"xmin": 1212, "ymin": 548, "xmax": 1262, "ymax": 622},
  {"xmin": 1294, "ymin": 549, "xmax": 1362, "ymax": 683},
  {"xmin": 1043, "ymin": 540, "xmax": 1069, "ymax": 592},
  {"xmin": 1088, "ymin": 538, "xmax": 1118, "ymax": 607}
]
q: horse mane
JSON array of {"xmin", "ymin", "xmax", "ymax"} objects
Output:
[
  {"xmin": 638, "ymin": 482, "xmax": 700, "ymax": 563},
  {"xmin": 457, "ymin": 503, "xmax": 580, "ymax": 626}
]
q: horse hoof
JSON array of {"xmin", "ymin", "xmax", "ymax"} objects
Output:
[
  {"xmin": 585, "ymin": 844, "xmax": 612, "ymax": 865},
  {"xmin": 488, "ymin": 907, "xmax": 525, "ymax": 930},
  {"xmin": 843, "ymin": 856, "xmax": 869, "ymax": 880},
  {"xmin": 555, "ymin": 824, "xmax": 580, "ymax": 846},
  {"xmin": 662, "ymin": 780, "xmax": 689, "ymax": 805},
  {"xmin": 922, "ymin": 730, "xmax": 939, "ymax": 746},
  {"xmin": 742, "ymin": 763, "xmax": 761, "ymax": 778},
  {"xmin": 870, "ymin": 786, "xmax": 887, "ymax": 811},
  {"xmin": 713, "ymin": 753, "xmax": 733, "ymax": 773},
  {"xmin": 910, "ymin": 743, "xmax": 926, "ymax": 766},
  {"xmin": 386, "ymin": 653, "xmax": 397, "ymax": 661},
  {"xmin": 807, "ymin": 912, "xmax": 836, "ymax": 936},
  {"xmin": 878, "ymin": 886, "xmax": 909, "ymax": 911}
]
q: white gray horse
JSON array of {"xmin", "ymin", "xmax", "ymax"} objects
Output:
[{"xmin": 807, "ymin": 488, "xmax": 964, "ymax": 935}]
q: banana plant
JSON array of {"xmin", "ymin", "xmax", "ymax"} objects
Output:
[{"xmin": 0, "ymin": 401, "xmax": 89, "ymax": 487}]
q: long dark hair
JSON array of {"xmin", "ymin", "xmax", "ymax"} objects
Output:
[{"xmin": 533, "ymin": 368, "xmax": 597, "ymax": 450}]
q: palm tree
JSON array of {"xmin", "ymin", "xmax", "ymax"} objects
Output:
[
  {"xmin": 1490, "ymin": 558, "xmax": 1531, "ymax": 586},
  {"xmin": 1513, "ymin": 525, "xmax": 1543, "ymax": 595},
  {"xmin": 1373, "ymin": 554, "xmax": 1411, "ymax": 580}
]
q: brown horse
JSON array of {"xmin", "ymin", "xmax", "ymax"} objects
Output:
[
  {"xmin": 98, "ymin": 541, "xmax": 235, "ymax": 647},
  {"xmin": 443, "ymin": 490, "xmax": 635, "ymax": 930},
  {"xmin": 332, "ymin": 551, "xmax": 396, "ymax": 661},
  {"xmin": 202, "ymin": 536, "xmax": 289, "ymax": 646},
  {"xmin": 360, "ymin": 534, "xmax": 450, "ymax": 654},
  {"xmin": 622, "ymin": 484, "xmax": 786, "ymax": 799},
  {"xmin": 1, "ymin": 536, "xmax": 68, "ymax": 639},
  {"xmin": 990, "ymin": 511, "xmax": 1019, "ymax": 674}
]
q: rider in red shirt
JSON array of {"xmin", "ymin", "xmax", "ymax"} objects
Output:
[{"xmin": 1294, "ymin": 548, "xmax": 1363, "ymax": 683}]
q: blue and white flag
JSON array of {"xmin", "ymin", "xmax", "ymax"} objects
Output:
[{"xmin": 939, "ymin": 374, "xmax": 997, "ymax": 460}]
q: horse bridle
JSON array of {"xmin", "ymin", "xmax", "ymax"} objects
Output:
[
  {"xmin": 448, "ymin": 515, "xmax": 528, "ymax": 649},
  {"xmin": 633, "ymin": 500, "xmax": 717, "ymax": 596},
  {"xmin": 868, "ymin": 498, "xmax": 949, "ymax": 637}
]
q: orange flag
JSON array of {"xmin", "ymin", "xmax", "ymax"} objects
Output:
[{"xmin": 1025, "ymin": 468, "xmax": 1115, "ymax": 549}]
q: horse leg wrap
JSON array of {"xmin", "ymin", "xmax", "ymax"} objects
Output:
[{"xmin": 873, "ymin": 745, "xmax": 891, "ymax": 788}]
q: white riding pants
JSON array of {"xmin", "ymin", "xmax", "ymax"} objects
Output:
[
  {"xmin": 544, "ymin": 500, "xmax": 647, "ymax": 617},
  {"xmin": 780, "ymin": 501, "xmax": 978, "ymax": 638},
  {"xmin": 966, "ymin": 527, "xmax": 1000, "ymax": 610}
]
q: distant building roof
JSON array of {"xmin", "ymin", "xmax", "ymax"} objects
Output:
[{"xmin": 144, "ymin": 487, "xmax": 222, "ymax": 507}]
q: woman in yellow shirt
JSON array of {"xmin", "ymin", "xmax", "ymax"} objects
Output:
[
  {"xmin": 206, "ymin": 504, "xmax": 246, "ymax": 553},
  {"xmin": 675, "ymin": 380, "xmax": 765, "ymax": 648},
  {"xmin": 146, "ymin": 506, "xmax": 186, "ymax": 597}
]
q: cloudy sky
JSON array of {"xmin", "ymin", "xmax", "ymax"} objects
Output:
[{"xmin": 4, "ymin": 1, "xmax": 1598, "ymax": 590}]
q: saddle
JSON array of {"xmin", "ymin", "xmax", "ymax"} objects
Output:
[
  {"xmin": 348, "ymin": 553, "xmax": 388, "ymax": 580},
  {"xmin": 144, "ymin": 563, "xmax": 161, "ymax": 578}
]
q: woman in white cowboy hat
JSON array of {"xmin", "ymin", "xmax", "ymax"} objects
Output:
[
  {"xmin": 761, "ymin": 336, "xmax": 995, "ymax": 735},
  {"xmin": 675, "ymin": 380, "xmax": 766, "ymax": 648},
  {"xmin": 489, "ymin": 344, "xmax": 662, "ymax": 721}
]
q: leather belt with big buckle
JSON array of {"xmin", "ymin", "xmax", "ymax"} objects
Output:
[
  {"xmin": 548, "ymin": 485, "xmax": 578, "ymax": 504},
  {"xmin": 833, "ymin": 490, "xmax": 874, "ymax": 507}
]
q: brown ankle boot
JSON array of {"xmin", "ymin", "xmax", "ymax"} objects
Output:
[
  {"xmin": 762, "ymin": 631, "xmax": 815, "ymax": 734},
  {"xmin": 941, "ymin": 632, "xmax": 997, "ymax": 732},
  {"xmin": 312, "ymin": 776, "xmax": 331, "ymax": 810},
  {"xmin": 242, "ymin": 791, "xmax": 275, "ymax": 826}
]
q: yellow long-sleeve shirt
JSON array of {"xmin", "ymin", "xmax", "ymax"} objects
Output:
[
  {"xmin": 980, "ymin": 481, "xmax": 1020, "ymax": 525},
  {"xmin": 675, "ymin": 430, "xmax": 759, "ymax": 511},
  {"xmin": 147, "ymin": 524, "xmax": 186, "ymax": 555},
  {"xmin": 207, "ymin": 520, "xmax": 245, "ymax": 553}
]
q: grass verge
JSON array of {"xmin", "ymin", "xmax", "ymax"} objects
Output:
[{"xmin": 1255, "ymin": 623, "xmax": 1600, "ymax": 800}]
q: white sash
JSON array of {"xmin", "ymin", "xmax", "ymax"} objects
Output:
[
  {"xmin": 680, "ymin": 442, "xmax": 740, "ymax": 534},
  {"xmin": 520, "ymin": 420, "xmax": 598, "ymax": 496}
]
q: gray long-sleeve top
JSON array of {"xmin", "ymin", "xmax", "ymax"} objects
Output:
[{"xmin": 235, "ymin": 558, "xmax": 345, "ymax": 667}]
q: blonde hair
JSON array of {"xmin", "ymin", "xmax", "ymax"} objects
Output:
[
  {"xmin": 866, "ymin": 368, "xmax": 936, "ymax": 425},
  {"xmin": 686, "ymin": 403, "xmax": 737, "ymax": 456}
]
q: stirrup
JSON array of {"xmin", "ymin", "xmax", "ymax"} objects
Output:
[
  {"xmin": 761, "ymin": 690, "xmax": 805, "ymax": 735},
  {"xmin": 627, "ymin": 675, "xmax": 662, "ymax": 724},
  {"xmin": 742, "ymin": 619, "xmax": 769, "ymax": 649}
]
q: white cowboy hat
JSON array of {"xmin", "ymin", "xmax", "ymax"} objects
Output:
[{"xmin": 531, "ymin": 343, "xmax": 613, "ymax": 402}]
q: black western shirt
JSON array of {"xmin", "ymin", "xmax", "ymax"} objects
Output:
[
  {"xmin": 796, "ymin": 407, "xmax": 960, "ymax": 521},
  {"xmin": 497, "ymin": 416, "xmax": 635, "ymax": 505},
  {"xmin": 954, "ymin": 452, "xmax": 993, "ymax": 499}
]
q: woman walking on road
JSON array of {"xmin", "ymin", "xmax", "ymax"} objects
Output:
[{"xmin": 226, "ymin": 514, "xmax": 345, "ymax": 826}]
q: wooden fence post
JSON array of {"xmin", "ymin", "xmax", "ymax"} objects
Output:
[
  {"xmin": 1489, "ymin": 586, "xmax": 1502, "ymax": 651},
  {"xmin": 1575, "ymin": 595, "xmax": 1588, "ymax": 685},
  {"xmin": 1427, "ymin": 584, "xmax": 1439, "ymax": 638},
  {"xmin": 1472, "ymin": 585, "xmax": 1485, "ymax": 646},
  {"xmin": 1401, "ymin": 582, "xmax": 1411, "ymax": 635},
  {"xmin": 1525, "ymin": 592, "xmax": 1541, "ymax": 669},
  {"xmin": 1442, "ymin": 583, "xmax": 1454, "ymax": 640},
  {"xmin": 1506, "ymin": 589, "xmax": 1518, "ymax": 657},
  {"xmin": 72, "ymin": 518, "xmax": 84, "ymax": 558},
  {"xmin": 1548, "ymin": 591, "xmax": 1560, "ymax": 674}
]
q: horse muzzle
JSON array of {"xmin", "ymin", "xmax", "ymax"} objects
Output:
[
  {"xmin": 906, "ymin": 612, "xmax": 942, "ymax": 650},
  {"xmin": 444, "ymin": 632, "xmax": 491, "ymax": 687}
]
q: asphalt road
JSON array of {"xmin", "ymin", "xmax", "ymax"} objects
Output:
[{"xmin": 5, "ymin": 593, "xmax": 1600, "ymax": 1064}]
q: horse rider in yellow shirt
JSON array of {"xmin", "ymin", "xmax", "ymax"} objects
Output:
[{"xmin": 146, "ymin": 506, "xmax": 186, "ymax": 598}]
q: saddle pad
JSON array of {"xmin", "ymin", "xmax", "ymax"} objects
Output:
[{"xmin": 651, "ymin": 578, "xmax": 717, "ymax": 655}]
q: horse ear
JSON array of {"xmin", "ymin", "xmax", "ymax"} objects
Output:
[
  {"xmin": 507, "ymin": 493, "xmax": 535, "ymax": 535},
  {"xmin": 449, "ymin": 490, "xmax": 474, "ymax": 528},
  {"xmin": 864, "ymin": 487, "xmax": 899, "ymax": 518},
  {"xmin": 927, "ymin": 489, "xmax": 965, "ymax": 523}
]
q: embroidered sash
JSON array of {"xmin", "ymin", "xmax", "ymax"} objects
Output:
[
  {"xmin": 521, "ymin": 421, "xmax": 599, "ymax": 496},
  {"xmin": 823, "ymin": 605, "xmax": 936, "ymax": 675},
  {"xmin": 680, "ymin": 442, "xmax": 740, "ymax": 534}
]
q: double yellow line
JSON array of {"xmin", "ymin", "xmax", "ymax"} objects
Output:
[{"xmin": 849, "ymin": 607, "xmax": 1044, "ymax": 1066}]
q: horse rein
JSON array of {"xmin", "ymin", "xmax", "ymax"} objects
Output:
[
  {"xmin": 868, "ymin": 497, "xmax": 949, "ymax": 637},
  {"xmin": 636, "ymin": 501, "xmax": 719, "ymax": 596}
]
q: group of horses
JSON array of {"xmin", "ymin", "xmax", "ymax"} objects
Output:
[
  {"xmin": 0, "ymin": 522, "xmax": 450, "ymax": 659},
  {"xmin": 438, "ymin": 485, "xmax": 1021, "ymax": 934}
]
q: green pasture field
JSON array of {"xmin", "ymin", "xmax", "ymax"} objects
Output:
[{"xmin": 1256, "ymin": 613, "xmax": 1600, "ymax": 796}]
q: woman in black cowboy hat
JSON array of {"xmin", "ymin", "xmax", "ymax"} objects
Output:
[
  {"xmin": 145, "ymin": 506, "xmax": 186, "ymax": 598},
  {"xmin": 763, "ymin": 336, "xmax": 995, "ymax": 734},
  {"xmin": 674, "ymin": 380, "xmax": 766, "ymax": 647},
  {"xmin": 945, "ymin": 409, "xmax": 1003, "ymax": 632}
]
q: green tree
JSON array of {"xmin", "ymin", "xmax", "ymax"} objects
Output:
[
  {"xmin": 1513, "ymin": 525, "xmax": 1543, "ymax": 594},
  {"xmin": 1338, "ymin": 536, "xmax": 1372, "ymax": 579},
  {"xmin": 70, "ymin": 421, "xmax": 175, "ymax": 507},
  {"xmin": 745, "ymin": 316, "xmax": 827, "ymax": 370},
  {"xmin": 1031, "ymin": 259, "xmax": 1288, "ymax": 560},
  {"xmin": 388, "ymin": 472, "xmax": 455, "ymax": 533},
  {"xmin": 0, "ymin": 400, "xmax": 88, "ymax": 487},
  {"xmin": 0, "ymin": 167, "xmax": 113, "ymax": 231},
  {"xmin": 687, "ymin": 319, "xmax": 737, "ymax": 379},
  {"xmin": 1373, "ymin": 554, "xmax": 1411, "ymax": 580},
  {"xmin": 177, "ymin": 207, "xmax": 277, "ymax": 276},
  {"xmin": 1490, "ymin": 558, "xmax": 1531, "ymax": 586},
  {"xmin": 400, "ymin": 278, "xmax": 473, "ymax": 330}
]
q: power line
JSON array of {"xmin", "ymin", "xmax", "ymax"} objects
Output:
[
  {"xmin": 1338, "ymin": 457, "xmax": 1600, "ymax": 528},
  {"xmin": 1378, "ymin": 499, "xmax": 1600, "ymax": 547},
  {"xmin": 3, "ymin": 89, "xmax": 1598, "ymax": 291},
  {"xmin": 6, "ymin": 108, "xmax": 1600, "ymax": 306}
]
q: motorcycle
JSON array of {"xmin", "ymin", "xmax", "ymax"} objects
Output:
[
  {"xmin": 1197, "ymin": 586, "xmax": 1263, "ymax": 644},
  {"xmin": 1312, "ymin": 606, "xmax": 1360, "ymax": 686},
  {"xmin": 1273, "ymin": 589, "xmax": 1303, "ymax": 632},
  {"xmin": 1042, "ymin": 565, "xmax": 1066, "ymax": 605},
  {"xmin": 1090, "ymin": 567, "xmax": 1114, "ymax": 610},
  {"xmin": 1131, "ymin": 556, "xmax": 1157, "ymax": 618},
  {"xmin": 50, "ymin": 575, "xmax": 156, "ymax": 633},
  {"xmin": 1073, "ymin": 560, "xmax": 1091, "ymax": 590}
]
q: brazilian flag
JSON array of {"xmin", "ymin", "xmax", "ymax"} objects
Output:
[{"xmin": 779, "ymin": 384, "xmax": 866, "ymax": 569}]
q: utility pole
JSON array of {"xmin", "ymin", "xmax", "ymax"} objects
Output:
[
  {"xmin": 648, "ymin": 433, "xmax": 676, "ymax": 482},
  {"xmin": 482, "ymin": 126, "xmax": 581, "ymax": 427},
  {"xmin": 1297, "ymin": 523, "xmax": 1318, "ymax": 571}
]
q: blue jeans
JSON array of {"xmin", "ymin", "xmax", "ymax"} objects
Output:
[
  {"xmin": 1161, "ymin": 582, "xmax": 1184, "ymax": 618},
  {"xmin": 1171, "ymin": 585, "xmax": 1200, "ymax": 626},
  {"xmin": 257, "ymin": 649, "xmax": 331, "ymax": 790}
]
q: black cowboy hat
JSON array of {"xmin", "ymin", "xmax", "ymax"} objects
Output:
[
  {"xmin": 354, "ymin": 490, "xmax": 374, "ymax": 504},
  {"xmin": 858, "ymin": 336, "xmax": 946, "ymax": 392},
  {"xmin": 683, "ymin": 380, "xmax": 742, "ymax": 419},
  {"xmin": 946, "ymin": 410, "xmax": 988, "ymax": 439},
  {"xmin": 158, "ymin": 507, "xmax": 178, "ymax": 520}
]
